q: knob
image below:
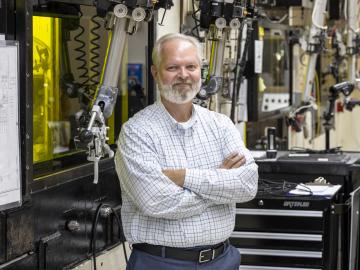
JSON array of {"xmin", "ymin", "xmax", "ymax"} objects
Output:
[
  {"xmin": 79, "ymin": 130, "xmax": 93, "ymax": 143},
  {"xmin": 114, "ymin": 4, "xmax": 128, "ymax": 18},
  {"xmin": 132, "ymin": 7, "xmax": 146, "ymax": 22},
  {"xmin": 215, "ymin": 17, "xmax": 227, "ymax": 29},
  {"xmin": 230, "ymin": 18, "xmax": 241, "ymax": 29},
  {"xmin": 100, "ymin": 207, "xmax": 112, "ymax": 218},
  {"xmin": 66, "ymin": 220, "xmax": 80, "ymax": 232}
]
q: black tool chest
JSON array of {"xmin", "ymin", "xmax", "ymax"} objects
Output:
[{"xmin": 231, "ymin": 188, "xmax": 342, "ymax": 270}]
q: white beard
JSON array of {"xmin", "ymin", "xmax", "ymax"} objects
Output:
[{"xmin": 158, "ymin": 78, "xmax": 201, "ymax": 104}]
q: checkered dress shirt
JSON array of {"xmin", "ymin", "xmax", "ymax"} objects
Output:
[{"xmin": 115, "ymin": 101, "xmax": 258, "ymax": 248}]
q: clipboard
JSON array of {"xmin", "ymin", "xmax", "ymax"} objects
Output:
[{"xmin": 0, "ymin": 40, "xmax": 22, "ymax": 210}]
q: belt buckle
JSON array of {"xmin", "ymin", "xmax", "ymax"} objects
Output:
[{"xmin": 198, "ymin": 248, "xmax": 215, "ymax": 264}]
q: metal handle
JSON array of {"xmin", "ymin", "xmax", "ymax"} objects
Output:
[
  {"xmin": 236, "ymin": 208, "xmax": 323, "ymax": 217},
  {"xmin": 231, "ymin": 231, "xmax": 322, "ymax": 241},
  {"xmin": 238, "ymin": 248, "xmax": 322, "ymax": 258}
]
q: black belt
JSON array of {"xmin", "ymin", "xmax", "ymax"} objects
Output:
[{"xmin": 132, "ymin": 240, "xmax": 229, "ymax": 264}]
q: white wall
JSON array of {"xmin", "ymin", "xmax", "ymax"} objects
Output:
[
  {"xmin": 127, "ymin": 23, "xmax": 148, "ymax": 93},
  {"xmin": 128, "ymin": 23, "xmax": 148, "ymax": 65},
  {"xmin": 288, "ymin": 103, "xmax": 360, "ymax": 151},
  {"xmin": 335, "ymin": 106, "xmax": 360, "ymax": 150},
  {"xmin": 156, "ymin": 3, "xmax": 181, "ymax": 38},
  {"xmin": 154, "ymin": 2, "xmax": 181, "ymax": 101}
]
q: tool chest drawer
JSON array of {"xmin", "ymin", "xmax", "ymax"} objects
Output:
[{"xmin": 232, "ymin": 191, "xmax": 341, "ymax": 270}]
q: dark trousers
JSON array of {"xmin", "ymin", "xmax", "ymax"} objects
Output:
[{"xmin": 126, "ymin": 244, "xmax": 241, "ymax": 270}]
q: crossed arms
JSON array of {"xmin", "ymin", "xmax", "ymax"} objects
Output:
[
  {"xmin": 115, "ymin": 120, "xmax": 258, "ymax": 220},
  {"xmin": 163, "ymin": 152, "xmax": 247, "ymax": 187}
]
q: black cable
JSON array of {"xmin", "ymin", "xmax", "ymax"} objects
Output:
[
  {"xmin": 230, "ymin": 22, "xmax": 245, "ymax": 122},
  {"xmin": 90, "ymin": 203, "xmax": 128, "ymax": 268},
  {"xmin": 191, "ymin": 0, "xmax": 201, "ymax": 38},
  {"xmin": 236, "ymin": 21, "xmax": 253, "ymax": 99},
  {"xmin": 110, "ymin": 207, "xmax": 128, "ymax": 264},
  {"xmin": 90, "ymin": 203, "xmax": 104, "ymax": 270},
  {"xmin": 258, "ymin": 178, "xmax": 313, "ymax": 197},
  {"xmin": 122, "ymin": 242, "xmax": 128, "ymax": 264},
  {"xmin": 89, "ymin": 15, "xmax": 102, "ymax": 86},
  {"xmin": 230, "ymin": 20, "xmax": 253, "ymax": 122},
  {"xmin": 73, "ymin": 10, "xmax": 89, "ymax": 87}
]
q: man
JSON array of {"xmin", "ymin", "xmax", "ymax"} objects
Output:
[{"xmin": 115, "ymin": 33, "xmax": 258, "ymax": 270}]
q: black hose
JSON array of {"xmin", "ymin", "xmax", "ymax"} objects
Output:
[
  {"xmin": 90, "ymin": 203, "xmax": 103, "ymax": 270},
  {"xmin": 89, "ymin": 15, "xmax": 102, "ymax": 86},
  {"xmin": 230, "ymin": 20, "xmax": 253, "ymax": 122},
  {"xmin": 73, "ymin": 11, "xmax": 89, "ymax": 87},
  {"xmin": 110, "ymin": 207, "xmax": 128, "ymax": 263},
  {"xmin": 191, "ymin": 0, "xmax": 201, "ymax": 38},
  {"xmin": 230, "ymin": 22, "xmax": 245, "ymax": 122},
  {"xmin": 90, "ymin": 203, "xmax": 128, "ymax": 269}
]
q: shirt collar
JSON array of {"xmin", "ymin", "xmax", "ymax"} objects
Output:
[{"xmin": 156, "ymin": 100, "xmax": 198, "ymax": 130}]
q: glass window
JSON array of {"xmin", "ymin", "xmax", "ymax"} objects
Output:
[{"xmin": 32, "ymin": 14, "xmax": 117, "ymax": 177}]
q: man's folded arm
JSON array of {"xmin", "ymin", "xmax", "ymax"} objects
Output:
[
  {"xmin": 184, "ymin": 162, "xmax": 258, "ymax": 204},
  {"xmin": 115, "ymin": 123, "xmax": 211, "ymax": 219},
  {"xmin": 184, "ymin": 115, "xmax": 258, "ymax": 204}
]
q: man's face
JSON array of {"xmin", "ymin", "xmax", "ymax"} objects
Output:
[{"xmin": 151, "ymin": 39, "xmax": 201, "ymax": 104}]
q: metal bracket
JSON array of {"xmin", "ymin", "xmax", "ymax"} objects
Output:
[
  {"xmin": 333, "ymin": 203, "xmax": 349, "ymax": 215},
  {"xmin": 38, "ymin": 231, "xmax": 61, "ymax": 270}
]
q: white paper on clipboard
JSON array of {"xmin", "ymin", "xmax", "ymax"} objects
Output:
[{"xmin": 0, "ymin": 40, "xmax": 22, "ymax": 210}]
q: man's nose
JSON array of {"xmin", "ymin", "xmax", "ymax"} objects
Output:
[{"xmin": 177, "ymin": 67, "xmax": 189, "ymax": 79}]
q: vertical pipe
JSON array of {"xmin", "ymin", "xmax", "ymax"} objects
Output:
[
  {"xmin": 147, "ymin": 18, "xmax": 156, "ymax": 105},
  {"xmin": 102, "ymin": 17, "xmax": 128, "ymax": 88}
]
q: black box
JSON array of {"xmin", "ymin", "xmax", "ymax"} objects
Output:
[{"xmin": 232, "ymin": 186, "xmax": 342, "ymax": 269}]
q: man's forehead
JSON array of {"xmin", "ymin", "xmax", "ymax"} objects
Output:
[
  {"xmin": 157, "ymin": 38, "xmax": 200, "ymax": 67},
  {"xmin": 161, "ymin": 52, "xmax": 199, "ymax": 66},
  {"xmin": 161, "ymin": 39, "xmax": 196, "ymax": 52}
]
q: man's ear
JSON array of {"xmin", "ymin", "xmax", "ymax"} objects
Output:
[{"xmin": 151, "ymin": 65, "xmax": 158, "ymax": 82}]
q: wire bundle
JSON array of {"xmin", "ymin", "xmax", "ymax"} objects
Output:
[{"xmin": 258, "ymin": 178, "xmax": 313, "ymax": 197}]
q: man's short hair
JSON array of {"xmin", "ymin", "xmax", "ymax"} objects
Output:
[{"xmin": 152, "ymin": 33, "xmax": 202, "ymax": 69}]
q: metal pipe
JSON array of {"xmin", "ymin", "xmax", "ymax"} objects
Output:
[{"xmin": 102, "ymin": 17, "xmax": 128, "ymax": 88}]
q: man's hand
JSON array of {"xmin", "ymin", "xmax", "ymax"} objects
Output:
[
  {"xmin": 163, "ymin": 153, "xmax": 245, "ymax": 186},
  {"xmin": 163, "ymin": 169, "xmax": 186, "ymax": 187},
  {"xmin": 220, "ymin": 152, "xmax": 246, "ymax": 169}
]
